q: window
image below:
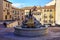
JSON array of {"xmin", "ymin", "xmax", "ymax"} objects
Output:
[
  {"xmin": 50, "ymin": 9, "xmax": 52, "ymax": 12},
  {"xmin": 35, "ymin": 13, "xmax": 39, "ymax": 15},
  {"xmin": 10, "ymin": 15, "xmax": 11, "ymax": 18},
  {"xmin": 5, "ymin": 15, "xmax": 7, "ymax": 19},
  {"xmin": 6, "ymin": 4, "xmax": 7, "ymax": 7},
  {"xmin": 44, "ymin": 14, "xmax": 47, "ymax": 18},
  {"xmin": 37, "ymin": 12, "xmax": 41, "ymax": 15},
  {"xmin": 22, "ymin": 13, "xmax": 24, "ymax": 15},
  {"xmin": 22, "ymin": 16, "xmax": 24, "ymax": 20},
  {"xmin": 13, "ymin": 10, "xmax": 14, "ymax": 13},
  {"xmin": 49, "ymin": 14, "xmax": 53, "ymax": 18},
  {"xmin": 26, "ymin": 12, "xmax": 29, "ymax": 15},
  {"xmin": 40, "ymin": 18, "xmax": 41, "ymax": 21},
  {"xmin": 47, "ymin": 10, "xmax": 49, "ymax": 12},
  {"xmin": 44, "ymin": 16, "xmax": 47, "ymax": 18},
  {"xmin": 3, "ymin": 10, "xmax": 5, "ymax": 12},
  {"xmin": 7, "ymin": 12, "xmax": 10, "ymax": 15},
  {"xmin": 22, "ymin": 18, "xmax": 23, "ymax": 20},
  {"xmin": 16, "ymin": 11, "xmax": 19, "ymax": 15},
  {"xmin": 39, "ymin": 13, "xmax": 41, "ymax": 15},
  {"xmin": 15, "ymin": 11, "xmax": 16, "ymax": 14},
  {"xmin": 44, "ymin": 20, "xmax": 47, "ymax": 23},
  {"xmin": 15, "ymin": 18, "xmax": 17, "ymax": 20},
  {"xmin": 7, "ymin": 10, "xmax": 10, "ymax": 15},
  {"xmin": 44, "ymin": 10, "xmax": 46, "ymax": 12},
  {"xmin": 4, "ymin": 0, "xmax": 6, "ymax": 1},
  {"xmin": 18, "ymin": 16, "xmax": 20, "ymax": 18},
  {"xmin": 18, "ymin": 22, "xmax": 20, "ymax": 25},
  {"xmin": 49, "ymin": 20, "xmax": 53, "ymax": 23},
  {"xmin": 8, "ymin": 4, "xmax": 10, "ymax": 7},
  {"xmin": 33, "ymin": 13, "xmax": 36, "ymax": 15},
  {"xmin": 17, "ymin": 16, "xmax": 20, "ymax": 20}
]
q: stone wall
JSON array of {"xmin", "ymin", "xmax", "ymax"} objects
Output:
[{"xmin": 7, "ymin": 21, "xmax": 18, "ymax": 28}]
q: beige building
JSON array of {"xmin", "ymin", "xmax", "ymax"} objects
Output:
[
  {"xmin": 12, "ymin": 7, "xmax": 21, "ymax": 20},
  {"xmin": 0, "ymin": 0, "xmax": 13, "ymax": 20},
  {"xmin": 12, "ymin": 7, "xmax": 25, "ymax": 26},
  {"xmin": 42, "ymin": 5, "xmax": 55, "ymax": 26},
  {"xmin": 21, "ymin": 6, "xmax": 33, "ymax": 15},
  {"xmin": 22, "ymin": 6, "xmax": 42, "ymax": 24},
  {"xmin": 56, "ymin": 0, "xmax": 60, "ymax": 25},
  {"xmin": 21, "ymin": 6, "xmax": 55, "ymax": 26},
  {"xmin": 32, "ymin": 6, "xmax": 42, "ymax": 24}
]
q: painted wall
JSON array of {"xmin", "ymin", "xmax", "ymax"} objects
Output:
[{"xmin": 56, "ymin": 0, "xmax": 60, "ymax": 25}]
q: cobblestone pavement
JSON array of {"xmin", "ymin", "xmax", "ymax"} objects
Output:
[{"xmin": 0, "ymin": 27, "xmax": 60, "ymax": 40}]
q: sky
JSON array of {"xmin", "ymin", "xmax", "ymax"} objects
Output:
[{"xmin": 8, "ymin": 0, "xmax": 52, "ymax": 8}]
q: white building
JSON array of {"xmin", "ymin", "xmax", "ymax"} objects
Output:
[
  {"xmin": 56, "ymin": 0, "xmax": 60, "ymax": 25},
  {"xmin": 45, "ymin": 0, "xmax": 56, "ymax": 6}
]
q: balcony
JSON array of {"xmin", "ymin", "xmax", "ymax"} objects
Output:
[
  {"xmin": 49, "ymin": 20, "xmax": 53, "ymax": 24},
  {"xmin": 49, "ymin": 15, "xmax": 53, "ymax": 18},
  {"xmin": 44, "ymin": 16, "xmax": 47, "ymax": 18}
]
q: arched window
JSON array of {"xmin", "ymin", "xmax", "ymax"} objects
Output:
[{"xmin": 5, "ymin": 15, "xmax": 7, "ymax": 19}]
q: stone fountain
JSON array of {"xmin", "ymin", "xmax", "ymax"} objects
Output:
[{"xmin": 14, "ymin": 9, "xmax": 48, "ymax": 37}]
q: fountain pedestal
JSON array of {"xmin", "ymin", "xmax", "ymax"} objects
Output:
[{"xmin": 14, "ymin": 27, "xmax": 48, "ymax": 37}]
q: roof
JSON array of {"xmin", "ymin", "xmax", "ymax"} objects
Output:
[
  {"xmin": 42, "ymin": 5, "xmax": 55, "ymax": 9},
  {"xmin": 12, "ymin": 7, "xmax": 20, "ymax": 10},
  {"xmin": 12, "ymin": 7, "xmax": 24, "ymax": 12},
  {"xmin": 21, "ymin": 6, "xmax": 33, "ymax": 10},
  {"xmin": 4, "ymin": 0, "xmax": 12, "ymax": 4},
  {"xmin": 21, "ymin": 6, "xmax": 42, "ymax": 10}
]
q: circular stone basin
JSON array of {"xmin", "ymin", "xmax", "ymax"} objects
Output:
[{"xmin": 14, "ymin": 27, "xmax": 48, "ymax": 37}]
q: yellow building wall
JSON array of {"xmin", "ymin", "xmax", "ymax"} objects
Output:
[{"xmin": 42, "ymin": 9, "xmax": 55, "ymax": 26}]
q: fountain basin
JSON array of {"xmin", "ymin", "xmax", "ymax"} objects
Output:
[{"xmin": 14, "ymin": 27, "xmax": 48, "ymax": 37}]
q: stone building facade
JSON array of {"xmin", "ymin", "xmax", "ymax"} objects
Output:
[
  {"xmin": 0, "ymin": 0, "xmax": 12, "ymax": 20},
  {"xmin": 12, "ymin": 7, "xmax": 25, "ymax": 26},
  {"xmin": 42, "ymin": 5, "xmax": 55, "ymax": 26}
]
